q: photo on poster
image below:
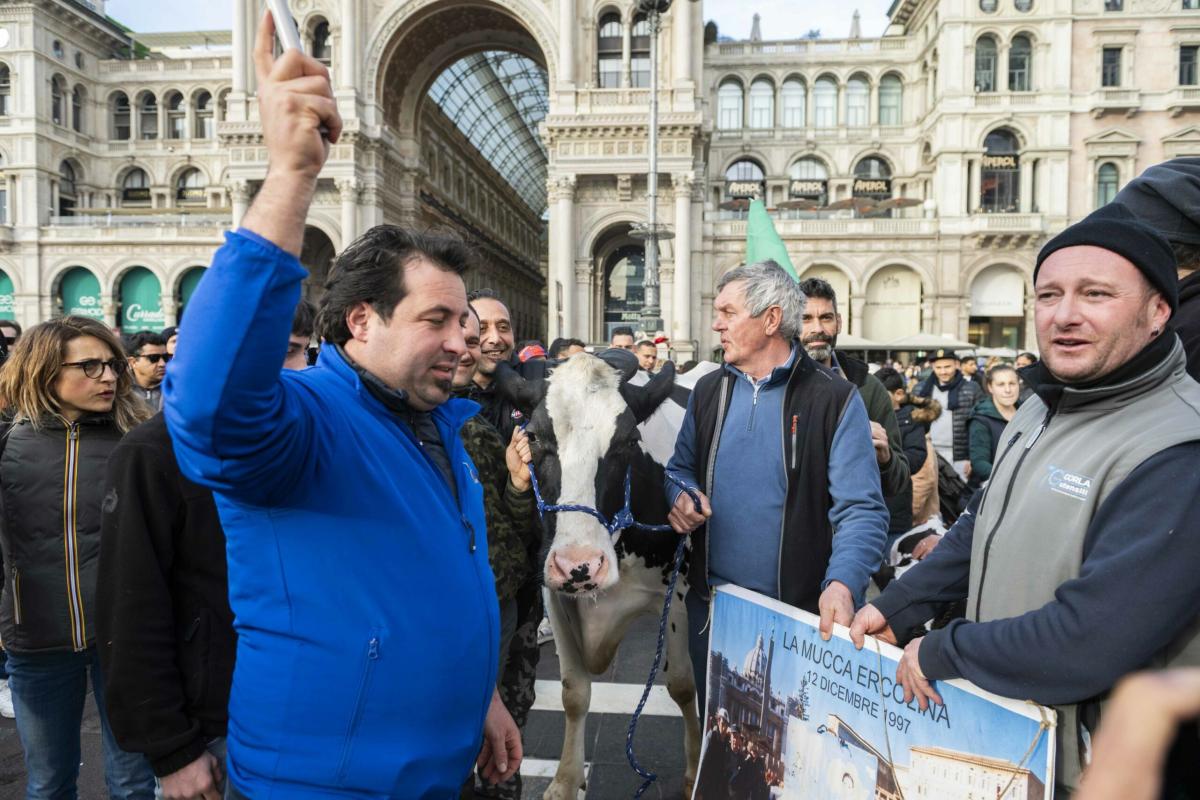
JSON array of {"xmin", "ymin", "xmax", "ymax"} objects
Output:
[{"xmin": 693, "ymin": 585, "xmax": 1056, "ymax": 800}]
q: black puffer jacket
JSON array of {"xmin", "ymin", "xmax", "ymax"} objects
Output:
[{"xmin": 0, "ymin": 414, "xmax": 123, "ymax": 652}]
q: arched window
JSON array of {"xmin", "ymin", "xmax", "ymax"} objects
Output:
[
  {"xmin": 789, "ymin": 157, "xmax": 829, "ymax": 205},
  {"xmin": 139, "ymin": 93, "xmax": 158, "ymax": 140},
  {"xmin": 311, "ymin": 21, "xmax": 331, "ymax": 67},
  {"xmin": 981, "ymin": 128, "xmax": 1020, "ymax": 212},
  {"xmin": 597, "ymin": 12, "xmax": 622, "ymax": 89},
  {"xmin": 51, "ymin": 75, "xmax": 65, "ymax": 126},
  {"xmin": 58, "ymin": 161, "xmax": 77, "ymax": 217},
  {"xmin": 1096, "ymin": 162, "xmax": 1119, "ymax": 208},
  {"xmin": 122, "ymin": 168, "xmax": 151, "ymax": 206},
  {"xmin": 855, "ymin": 156, "xmax": 892, "ymax": 181},
  {"xmin": 1009, "ymin": 35, "xmax": 1032, "ymax": 91},
  {"xmin": 847, "ymin": 75, "xmax": 869, "ymax": 127},
  {"xmin": 111, "ymin": 92, "xmax": 130, "ymax": 140},
  {"xmin": 217, "ymin": 89, "xmax": 229, "ymax": 122},
  {"xmin": 725, "ymin": 159, "xmax": 765, "ymax": 199},
  {"xmin": 717, "ymin": 80, "xmax": 743, "ymax": 130},
  {"xmin": 879, "ymin": 74, "xmax": 902, "ymax": 125},
  {"xmin": 749, "ymin": 79, "xmax": 774, "ymax": 129},
  {"xmin": 0, "ymin": 65, "xmax": 9, "ymax": 116},
  {"xmin": 71, "ymin": 85, "xmax": 84, "ymax": 133},
  {"xmin": 975, "ymin": 36, "xmax": 998, "ymax": 92},
  {"xmin": 980, "ymin": 0, "xmax": 998, "ymax": 10},
  {"xmin": 194, "ymin": 91, "xmax": 214, "ymax": 138},
  {"xmin": 166, "ymin": 91, "xmax": 186, "ymax": 139},
  {"xmin": 814, "ymin": 77, "xmax": 837, "ymax": 127},
  {"xmin": 176, "ymin": 168, "xmax": 205, "ymax": 205},
  {"xmin": 631, "ymin": 14, "xmax": 651, "ymax": 88},
  {"xmin": 52, "ymin": 40, "xmax": 64, "ymax": 60},
  {"xmin": 781, "ymin": 78, "xmax": 805, "ymax": 128}
]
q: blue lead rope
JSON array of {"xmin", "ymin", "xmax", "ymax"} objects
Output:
[{"xmin": 525, "ymin": 456, "xmax": 702, "ymax": 797}]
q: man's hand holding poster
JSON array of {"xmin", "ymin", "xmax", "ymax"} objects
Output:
[{"xmin": 694, "ymin": 585, "xmax": 1055, "ymax": 800}]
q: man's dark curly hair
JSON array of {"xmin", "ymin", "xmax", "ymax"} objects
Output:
[{"xmin": 317, "ymin": 225, "xmax": 475, "ymax": 346}]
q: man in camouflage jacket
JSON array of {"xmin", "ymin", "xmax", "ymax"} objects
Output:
[{"xmin": 454, "ymin": 309, "xmax": 540, "ymax": 799}]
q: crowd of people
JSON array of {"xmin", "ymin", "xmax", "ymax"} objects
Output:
[{"xmin": 0, "ymin": 10, "xmax": 1195, "ymax": 800}]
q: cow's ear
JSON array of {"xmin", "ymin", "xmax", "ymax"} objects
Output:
[
  {"xmin": 595, "ymin": 348, "xmax": 639, "ymax": 384},
  {"xmin": 493, "ymin": 361, "xmax": 545, "ymax": 418},
  {"xmin": 620, "ymin": 361, "xmax": 676, "ymax": 424}
]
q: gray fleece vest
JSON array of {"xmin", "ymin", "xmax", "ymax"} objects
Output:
[{"xmin": 968, "ymin": 339, "xmax": 1200, "ymax": 791}]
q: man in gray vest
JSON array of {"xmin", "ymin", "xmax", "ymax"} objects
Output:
[{"xmin": 849, "ymin": 202, "xmax": 1200, "ymax": 795}]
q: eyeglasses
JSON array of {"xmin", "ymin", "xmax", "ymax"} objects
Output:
[
  {"xmin": 61, "ymin": 359, "xmax": 128, "ymax": 379},
  {"xmin": 135, "ymin": 353, "xmax": 172, "ymax": 365}
]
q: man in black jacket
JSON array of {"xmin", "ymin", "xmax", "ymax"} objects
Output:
[
  {"xmin": 799, "ymin": 277, "xmax": 911, "ymax": 536},
  {"xmin": 1114, "ymin": 157, "xmax": 1200, "ymax": 380},
  {"xmin": 96, "ymin": 300, "xmax": 316, "ymax": 800},
  {"xmin": 912, "ymin": 349, "xmax": 982, "ymax": 482}
]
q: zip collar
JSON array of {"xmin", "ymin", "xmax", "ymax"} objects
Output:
[
  {"xmin": 316, "ymin": 343, "xmax": 480, "ymax": 433},
  {"xmin": 1024, "ymin": 334, "xmax": 1185, "ymax": 415},
  {"xmin": 723, "ymin": 342, "xmax": 799, "ymax": 388}
]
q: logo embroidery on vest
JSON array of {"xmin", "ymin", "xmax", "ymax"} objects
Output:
[{"xmin": 1046, "ymin": 466, "xmax": 1093, "ymax": 501}]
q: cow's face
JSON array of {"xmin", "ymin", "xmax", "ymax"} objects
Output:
[{"xmin": 495, "ymin": 354, "xmax": 675, "ymax": 596}]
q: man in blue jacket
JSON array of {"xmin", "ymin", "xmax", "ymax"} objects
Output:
[
  {"xmin": 163, "ymin": 12, "xmax": 520, "ymax": 798},
  {"xmin": 665, "ymin": 260, "xmax": 889, "ymax": 713}
]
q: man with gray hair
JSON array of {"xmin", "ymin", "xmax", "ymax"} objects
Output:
[{"xmin": 666, "ymin": 260, "xmax": 889, "ymax": 713}]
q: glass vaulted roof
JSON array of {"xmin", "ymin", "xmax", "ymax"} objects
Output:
[{"xmin": 428, "ymin": 51, "xmax": 549, "ymax": 214}]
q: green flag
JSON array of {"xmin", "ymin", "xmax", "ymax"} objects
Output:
[{"xmin": 745, "ymin": 199, "xmax": 799, "ymax": 281}]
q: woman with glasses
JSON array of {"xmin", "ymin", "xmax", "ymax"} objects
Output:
[{"xmin": 0, "ymin": 316, "xmax": 155, "ymax": 799}]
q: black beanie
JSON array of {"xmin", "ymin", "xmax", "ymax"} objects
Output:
[
  {"xmin": 1035, "ymin": 203, "xmax": 1179, "ymax": 314},
  {"xmin": 1113, "ymin": 157, "xmax": 1200, "ymax": 245}
]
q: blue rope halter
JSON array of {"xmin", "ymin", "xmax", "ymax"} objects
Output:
[{"xmin": 525, "ymin": 455, "xmax": 702, "ymax": 798}]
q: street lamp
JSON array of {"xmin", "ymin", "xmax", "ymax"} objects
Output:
[{"xmin": 631, "ymin": 0, "xmax": 673, "ymax": 338}]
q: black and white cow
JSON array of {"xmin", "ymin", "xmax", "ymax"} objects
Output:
[{"xmin": 495, "ymin": 353, "xmax": 702, "ymax": 799}]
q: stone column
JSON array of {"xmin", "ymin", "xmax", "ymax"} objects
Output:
[
  {"xmin": 575, "ymin": 266, "xmax": 592, "ymax": 341},
  {"xmin": 549, "ymin": 175, "xmax": 576, "ymax": 337},
  {"xmin": 1019, "ymin": 159, "xmax": 1033, "ymax": 214},
  {"xmin": 621, "ymin": 19, "xmax": 632, "ymax": 88},
  {"xmin": 340, "ymin": 0, "xmax": 358, "ymax": 89},
  {"xmin": 338, "ymin": 178, "xmax": 359, "ymax": 248},
  {"xmin": 673, "ymin": 0, "xmax": 693, "ymax": 85},
  {"xmin": 969, "ymin": 159, "xmax": 982, "ymax": 214},
  {"xmin": 850, "ymin": 296, "xmax": 866, "ymax": 336},
  {"xmin": 671, "ymin": 173, "xmax": 693, "ymax": 345},
  {"xmin": 233, "ymin": 0, "xmax": 248, "ymax": 93},
  {"xmin": 559, "ymin": 0, "xmax": 576, "ymax": 85},
  {"xmin": 229, "ymin": 180, "xmax": 250, "ymax": 228}
]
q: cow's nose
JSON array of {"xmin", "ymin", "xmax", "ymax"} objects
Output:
[{"xmin": 547, "ymin": 547, "xmax": 608, "ymax": 593}]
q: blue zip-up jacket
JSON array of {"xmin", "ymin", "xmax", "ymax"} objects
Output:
[
  {"xmin": 164, "ymin": 230, "xmax": 497, "ymax": 799},
  {"xmin": 665, "ymin": 350, "xmax": 888, "ymax": 604}
]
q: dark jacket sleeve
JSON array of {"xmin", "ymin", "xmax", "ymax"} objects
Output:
[
  {"xmin": 967, "ymin": 417, "xmax": 995, "ymax": 482},
  {"xmin": 859, "ymin": 375, "xmax": 909, "ymax": 499},
  {"xmin": 951, "ymin": 381, "xmax": 984, "ymax": 462},
  {"xmin": 96, "ymin": 438, "xmax": 207, "ymax": 778},
  {"xmin": 918, "ymin": 442, "xmax": 1200, "ymax": 706},
  {"xmin": 900, "ymin": 414, "xmax": 928, "ymax": 474},
  {"xmin": 872, "ymin": 491, "xmax": 980, "ymax": 634}
]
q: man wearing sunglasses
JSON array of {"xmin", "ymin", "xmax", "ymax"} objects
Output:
[{"xmin": 124, "ymin": 332, "xmax": 171, "ymax": 412}]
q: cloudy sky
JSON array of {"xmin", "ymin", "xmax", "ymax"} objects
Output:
[{"xmin": 107, "ymin": 0, "xmax": 895, "ymax": 40}]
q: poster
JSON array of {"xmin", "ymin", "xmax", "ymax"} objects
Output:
[{"xmin": 694, "ymin": 585, "xmax": 1055, "ymax": 800}]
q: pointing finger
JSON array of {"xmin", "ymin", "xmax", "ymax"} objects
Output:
[{"xmin": 253, "ymin": 9, "xmax": 277, "ymax": 87}]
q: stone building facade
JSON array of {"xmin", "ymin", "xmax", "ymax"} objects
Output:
[{"xmin": 3, "ymin": 0, "xmax": 1199, "ymax": 354}]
